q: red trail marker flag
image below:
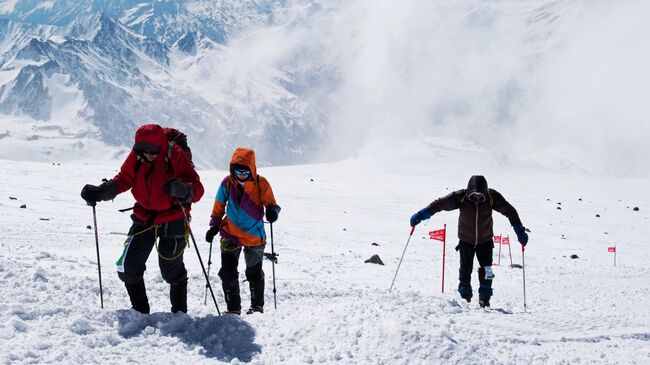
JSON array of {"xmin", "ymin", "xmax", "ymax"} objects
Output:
[
  {"xmin": 429, "ymin": 225, "xmax": 447, "ymax": 293},
  {"xmin": 608, "ymin": 245, "xmax": 617, "ymax": 266},
  {"xmin": 429, "ymin": 229, "xmax": 445, "ymax": 242},
  {"xmin": 494, "ymin": 234, "xmax": 502, "ymax": 265},
  {"xmin": 502, "ymin": 235, "xmax": 513, "ymax": 267}
]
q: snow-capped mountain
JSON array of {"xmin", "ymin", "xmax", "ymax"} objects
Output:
[
  {"xmin": 1, "ymin": 0, "xmax": 649, "ymax": 175},
  {"xmin": 0, "ymin": 0, "xmax": 325, "ymax": 167}
]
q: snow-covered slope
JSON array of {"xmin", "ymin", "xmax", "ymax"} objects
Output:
[{"xmin": 1, "ymin": 139, "xmax": 648, "ymax": 364}]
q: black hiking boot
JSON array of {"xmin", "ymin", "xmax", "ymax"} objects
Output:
[
  {"xmin": 246, "ymin": 305, "xmax": 264, "ymax": 315},
  {"xmin": 125, "ymin": 281, "xmax": 150, "ymax": 314},
  {"xmin": 224, "ymin": 309, "xmax": 241, "ymax": 315},
  {"xmin": 458, "ymin": 282, "xmax": 472, "ymax": 303},
  {"xmin": 479, "ymin": 299, "xmax": 490, "ymax": 308},
  {"xmin": 170, "ymin": 280, "xmax": 187, "ymax": 313}
]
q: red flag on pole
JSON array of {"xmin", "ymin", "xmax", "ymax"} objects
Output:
[
  {"xmin": 493, "ymin": 235, "xmax": 502, "ymax": 244},
  {"xmin": 503, "ymin": 235, "xmax": 513, "ymax": 267},
  {"xmin": 429, "ymin": 229, "xmax": 445, "ymax": 242},
  {"xmin": 608, "ymin": 245, "xmax": 617, "ymax": 266},
  {"xmin": 428, "ymin": 225, "xmax": 447, "ymax": 293}
]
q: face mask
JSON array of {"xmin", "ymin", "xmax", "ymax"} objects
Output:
[{"xmin": 468, "ymin": 192, "xmax": 486, "ymax": 203}]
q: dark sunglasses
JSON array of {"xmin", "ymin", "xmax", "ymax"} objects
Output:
[{"xmin": 233, "ymin": 169, "xmax": 251, "ymax": 176}]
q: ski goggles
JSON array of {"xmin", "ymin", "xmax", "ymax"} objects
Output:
[
  {"xmin": 233, "ymin": 169, "xmax": 251, "ymax": 176},
  {"xmin": 133, "ymin": 142, "xmax": 159, "ymax": 155},
  {"xmin": 468, "ymin": 192, "xmax": 486, "ymax": 203}
]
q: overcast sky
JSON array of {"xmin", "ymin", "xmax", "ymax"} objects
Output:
[{"xmin": 228, "ymin": 0, "xmax": 650, "ymax": 175}]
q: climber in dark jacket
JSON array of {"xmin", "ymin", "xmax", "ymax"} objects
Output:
[{"xmin": 410, "ymin": 175, "xmax": 528, "ymax": 308}]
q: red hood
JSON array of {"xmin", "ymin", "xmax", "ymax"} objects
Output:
[{"xmin": 134, "ymin": 124, "xmax": 167, "ymax": 157}]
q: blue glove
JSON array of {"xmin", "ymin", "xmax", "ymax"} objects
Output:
[
  {"xmin": 513, "ymin": 224, "xmax": 528, "ymax": 246},
  {"xmin": 410, "ymin": 208, "xmax": 432, "ymax": 227}
]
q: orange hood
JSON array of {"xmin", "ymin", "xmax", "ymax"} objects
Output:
[{"xmin": 229, "ymin": 147, "xmax": 257, "ymax": 179}]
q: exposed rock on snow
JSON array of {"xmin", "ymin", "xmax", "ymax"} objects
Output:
[{"xmin": 364, "ymin": 254, "xmax": 384, "ymax": 265}]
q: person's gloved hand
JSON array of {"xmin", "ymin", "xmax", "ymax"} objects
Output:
[
  {"xmin": 410, "ymin": 208, "xmax": 432, "ymax": 227},
  {"xmin": 81, "ymin": 180, "xmax": 117, "ymax": 206},
  {"xmin": 265, "ymin": 206, "xmax": 279, "ymax": 223},
  {"xmin": 81, "ymin": 184, "xmax": 101, "ymax": 206},
  {"xmin": 163, "ymin": 178, "xmax": 193, "ymax": 203},
  {"xmin": 205, "ymin": 225, "xmax": 220, "ymax": 243},
  {"xmin": 513, "ymin": 224, "xmax": 529, "ymax": 246}
]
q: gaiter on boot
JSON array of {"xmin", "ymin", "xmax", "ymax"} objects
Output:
[
  {"xmin": 246, "ymin": 262, "xmax": 265, "ymax": 308},
  {"xmin": 125, "ymin": 281, "xmax": 150, "ymax": 314},
  {"xmin": 219, "ymin": 267, "xmax": 241, "ymax": 312},
  {"xmin": 170, "ymin": 279, "xmax": 187, "ymax": 313}
]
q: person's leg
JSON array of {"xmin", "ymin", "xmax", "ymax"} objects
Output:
[
  {"xmin": 456, "ymin": 241, "xmax": 475, "ymax": 302},
  {"xmin": 244, "ymin": 245, "xmax": 265, "ymax": 312},
  {"xmin": 116, "ymin": 217, "xmax": 156, "ymax": 313},
  {"xmin": 157, "ymin": 219, "xmax": 189, "ymax": 313},
  {"xmin": 218, "ymin": 238, "xmax": 242, "ymax": 314},
  {"xmin": 476, "ymin": 241, "xmax": 495, "ymax": 306}
]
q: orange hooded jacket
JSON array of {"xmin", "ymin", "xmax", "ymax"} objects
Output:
[{"xmin": 210, "ymin": 148, "xmax": 280, "ymax": 247}]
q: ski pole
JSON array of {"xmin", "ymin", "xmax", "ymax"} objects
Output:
[
  {"xmin": 179, "ymin": 203, "xmax": 221, "ymax": 315},
  {"xmin": 203, "ymin": 240, "xmax": 214, "ymax": 305},
  {"xmin": 91, "ymin": 205, "xmax": 104, "ymax": 309},
  {"xmin": 522, "ymin": 244, "xmax": 527, "ymax": 311},
  {"xmin": 389, "ymin": 226, "xmax": 416, "ymax": 292},
  {"xmin": 270, "ymin": 222, "xmax": 277, "ymax": 309}
]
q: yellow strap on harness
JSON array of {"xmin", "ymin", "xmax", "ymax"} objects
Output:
[{"xmin": 122, "ymin": 225, "xmax": 189, "ymax": 261}]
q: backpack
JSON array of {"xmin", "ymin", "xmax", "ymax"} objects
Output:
[
  {"xmin": 134, "ymin": 127, "xmax": 194, "ymax": 174},
  {"xmin": 163, "ymin": 128, "xmax": 193, "ymax": 168}
]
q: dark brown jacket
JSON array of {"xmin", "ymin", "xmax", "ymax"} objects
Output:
[{"xmin": 424, "ymin": 176, "xmax": 522, "ymax": 245}]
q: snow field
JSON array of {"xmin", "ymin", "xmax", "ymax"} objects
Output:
[{"xmin": 0, "ymin": 141, "xmax": 648, "ymax": 364}]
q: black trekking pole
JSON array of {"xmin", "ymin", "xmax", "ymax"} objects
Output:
[
  {"xmin": 203, "ymin": 240, "xmax": 214, "ymax": 306},
  {"xmin": 389, "ymin": 226, "xmax": 415, "ymax": 292},
  {"xmin": 179, "ymin": 203, "xmax": 221, "ymax": 315},
  {"xmin": 521, "ymin": 244, "xmax": 527, "ymax": 311},
  {"xmin": 270, "ymin": 222, "xmax": 277, "ymax": 310},
  {"xmin": 91, "ymin": 205, "xmax": 104, "ymax": 309}
]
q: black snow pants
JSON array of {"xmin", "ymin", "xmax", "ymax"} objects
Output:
[
  {"xmin": 456, "ymin": 240, "xmax": 494, "ymax": 301},
  {"xmin": 218, "ymin": 238, "xmax": 265, "ymax": 312},
  {"xmin": 116, "ymin": 217, "xmax": 188, "ymax": 313}
]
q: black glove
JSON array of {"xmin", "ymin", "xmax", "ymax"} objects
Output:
[
  {"xmin": 205, "ymin": 225, "xmax": 220, "ymax": 243},
  {"xmin": 163, "ymin": 178, "xmax": 193, "ymax": 202},
  {"xmin": 81, "ymin": 185, "xmax": 100, "ymax": 206},
  {"xmin": 81, "ymin": 180, "xmax": 117, "ymax": 206},
  {"xmin": 265, "ymin": 206, "xmax": 279, "ymax": 223}
]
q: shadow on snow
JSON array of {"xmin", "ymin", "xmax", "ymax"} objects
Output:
[{"xmin": 116, "ymin": 310, "xmax": 261, "ymax": 362}]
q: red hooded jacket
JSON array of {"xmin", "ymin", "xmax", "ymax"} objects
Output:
[{"xmin": 111, "ymin": 124, "xmax": 204, "ymax": 225}]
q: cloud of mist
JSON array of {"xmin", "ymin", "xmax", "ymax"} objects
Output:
[{"xmin": 228, "ymin": 0, "xmax": 650, "ymax": 175}]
